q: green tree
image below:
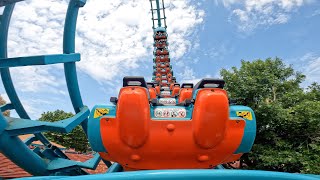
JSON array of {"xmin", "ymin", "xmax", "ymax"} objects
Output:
[
  {"xmin": 39, "ymin": 110, "xmax": 90, "ymax": 153},
  {"xmin": 0, "ymin": 95, "xmax": 10, "ymax": 116},
  {"xmin": 221, "ymin": 57, "xmax": 320, "ymax": 174}
]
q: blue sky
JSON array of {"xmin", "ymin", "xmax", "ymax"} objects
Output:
[{"xmin": 0, "ymin": 0, "xmax": 320, "ymax": 119}]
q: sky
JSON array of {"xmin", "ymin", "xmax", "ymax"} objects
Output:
[{"xmin": 0, "ymin": 0, "xmax": 319, "ymax": 119}]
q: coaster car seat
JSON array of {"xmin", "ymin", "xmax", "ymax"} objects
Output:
[{"xmin": 95, "ymin": 77, "xmax": 246, "ymax": 170}]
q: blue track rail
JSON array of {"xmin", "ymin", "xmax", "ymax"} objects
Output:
[{"xmin": 16, "ymin": 170, "xmax": 320, "ymax": 180}]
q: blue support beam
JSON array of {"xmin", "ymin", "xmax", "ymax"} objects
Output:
[
  {"xmin": 0, "ymin": 53, "xmax": 80, "ymax": 68},
  {"xmin": 0, "ymin": 0, "xmax": 25, "ymax": 7},
  {"xmin": 155, "ymin": 0, "xmax": 162, "ymax": 27},
  {"xmin": 0, "ymin": 4, "xmax": 52, "ymax": 175},
  {"xmin": 0, "ymin": 0, "xmax": 107, "ymax": 176},
  {"xmin": 47, "ymin": 153, "xmax": 101, "ymax": 171},
  {"xmin": 0, "ymin": 2, "xmax": 94, "ymax": 176},
  {"xmin": 0, "ymin": 3, "xmax": 30, "ymax": 120},
  {"xmin": 5, "ymin": 106, "xmax": 89, "ymax": 136},
  {"xmin": 0, "ymin": 103, "xmax": 14, "ymax": 112},
  {"xmin": 106, "ymin": 163, "xmax": 123, "ymax": 173},
  {"xmin": 0, "ymin": 115, "xmax": 50, "ymax": 176},
  {"xmin": 0, "ymin": 5, "xmax": 54, "ymax": 153},
  {"xmin": 0, "ymin": 111, "xmax": 7, "ymax": 134},
  {"xmin": 23, "ymin": 134, "xmax": 37, "ymax": 146},
  {"xmin": 63, "ymin": 0, "xmax": 88, "ymax": 134}
]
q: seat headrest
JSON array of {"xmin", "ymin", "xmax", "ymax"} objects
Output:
[
  {"xmin": 174, "ymin": 83, "xmax": 180, "ymax": 87},
  {"xmin": 147, "ymin": 82, "xmax": 155, "ymax": 88},
  {"xmin": 123, "ymin": 76, "xmax": 147, "ymax": 88},
  {"xmin": 194, "ymin": 78, "xmax": 225, "ymax": 90},
  {"xmin": 193, "ymin": 78, "xmax": 225, "ymax": 90},
  {"xmin": 181, "ymin": 83, "xmax": 193, "ymax": 88},
  {"xmin": 190, "ymin": 78, "xmax": 225, "ymax": 100}
]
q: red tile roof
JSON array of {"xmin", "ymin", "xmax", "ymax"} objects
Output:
[
  {"xmin": 66, "ymin": 152, "xmax": 108, "ymax": 174},
  {"xmin": 0, "ymin": 136, "xmax": 108, "ymax": 179},
  {"xmin": 0, "ymin": 152, "xmax": 31, "ymax": 179},
  {"xmin": 0, "ymin": 151, "xmax": 108, "ymax": 179}
]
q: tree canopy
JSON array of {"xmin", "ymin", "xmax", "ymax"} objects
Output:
[
  {"xmin": 39, "ymin": 110, "xmax": 90, "ymax": 153},
  {"xmin": 221, "ymin": 57, "xmax": 320, "ymax": 174}
]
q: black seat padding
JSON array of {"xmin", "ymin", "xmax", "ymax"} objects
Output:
[
  {"xmin": 110, "ymin": 97, "xmax": 118, "ymax": 105},
  {"xmin": 176, "ymin": 99, "xmax": 193, "ymax": 107},
  {"xmin": 181, "ymin": 83, "xmax": 194, "ymax": 88},
  {"xmin": 123, "ymin": 76, "xmax": 147, "ymax": 88},
  {"xmin": 147, "ymin": 82, "xmax": 155, "ymax": 88},
  {"xmin": 150, "ymin": 99, "xmax": 164, "ymax": 106}
]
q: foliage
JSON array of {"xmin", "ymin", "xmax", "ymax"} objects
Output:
[
  {"xmin": 0, "ymin": 95, "xmax": 10, "ymax": 116},
  {"xmin": 39, "ymin": 110, "xmax": 90, "ymax": 153},
  {"xmin": 221, "ymin": 57, "xmax": 320, "ymax": 174}
]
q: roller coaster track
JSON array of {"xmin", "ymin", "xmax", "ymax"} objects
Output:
[
  {"xmin": 0, "ymin": 0, "xmax": 319, "ymax": 179},
  {"xmin": 0, "ymin": 0, "xmax": 104, "ymax": 176}
]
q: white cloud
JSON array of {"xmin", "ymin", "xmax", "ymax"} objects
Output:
[
  {"xmin": 178, "ymin": 66, "xmax": 196, "ymax": 80},
  {"xmin": 311, "ymin": 9, "xmax": 320, "ymax": 17},
  {"xmin": 220, "ymin": 0, "xmax": 312, "ymax": 33},
  {"xmin": 2, "ymin": 0, "xmax": 204, "ymax": 117},
  {"xmin": 8, "ymin": 0, "xmax": 204, "ymax": 86},
  {"xmin": 180, "ymin": 78, "xmax": 201, "ymax": 86},
  {"xmin": 75, "ymin": 0, "xmax": 204, "ymax": 82},
  {"xmin": 9, "ymin": 66, "xmax": 66, "ymax": 94},
  {"xmin": 298, "ymin": 53, "xmax": 320, "ymax": 85},
  {"xmin": 20, "ymin": 98, "xmax": 53, "ymax": 117}
]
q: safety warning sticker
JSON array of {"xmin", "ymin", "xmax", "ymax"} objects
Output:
[
  {"xmin": 236, "ymin": 111, "xmax": 253, "ymax": 120},
  {"xmin": 94, "ymin": 108, "xmax": 110, "ymax": 118},
  {"xmin": 154, "ymin": 108, "xmax": 186, "ymax": 118},
  {"xmin": 159, "ymin": 98, "xmax": 176, "ymax": 105}
]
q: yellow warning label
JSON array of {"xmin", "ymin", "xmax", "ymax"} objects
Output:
[
  {"xmin": 94, "ymin": 108, "xmax": 110, "ymax": 118},
  {"xmin": 236, "ymin": 111, "xmax": 253, "ymax": 120}
]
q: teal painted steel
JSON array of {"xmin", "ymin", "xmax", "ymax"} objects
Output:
[
  {"xmin": 155, "ymin": 0, "xmax": 162, "ymax": 27},
  {"xmin": 0, "ymin": 3, "xmax": 54, "ymax": 175},
  {"xmin": 0, "ymin": 4, "xmax": 54, "ymax": 150},
  {"xmin": 47, "ymin": 153, "xmax": 101, "ymax": 171},
  {"xmin": 23, "ymin": 135, "xmax": 37, "ymax": 146},
  {"xmin": 0, "ymin": 103, "xmax": 14, "ymax": 112},
  {"xmin": 0, "ymin": 0, "xmax": 25, "ymax": 6},
  {"xmin": 5, "ymin": 106, "xmax": 89, "ymax": 136},
  {"xmin": 18, "ymin": 170, "xmax": 320, "ymax": 180},
  {"xmin": 0, "ymin": 3, "xmax": 29, "ymax": 120},
  {"xmin": 106, "ymin": 163, "xmax": 123, "ymax": 173},
  {"xmin": 0, "ymin": 53, "xmax": 80, "ymax": 68},
  {"xmin": 0, "ymin": 111, "xmax": 8, "ymax": 134},
  {"xmin": 230, "ymin": 105, "xmax": 256, "ymax": 154},
  {"xmin": 0, "ymin": 114, "xmax": 50, "ymax": 175},
  {"xmin": 0, "ymin": 0, "xmax": 101, "ymax": 176},
  {"xmin": 63, "ymin": 0, "xmax": 88, "ymax": 133},
  {"xmin": 149, "ymin": 0, "xmax": 155, "ymax": 29},
  {"xmin": 88, "ymin": 105, "xmax": 116, "ymax": 152}
]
